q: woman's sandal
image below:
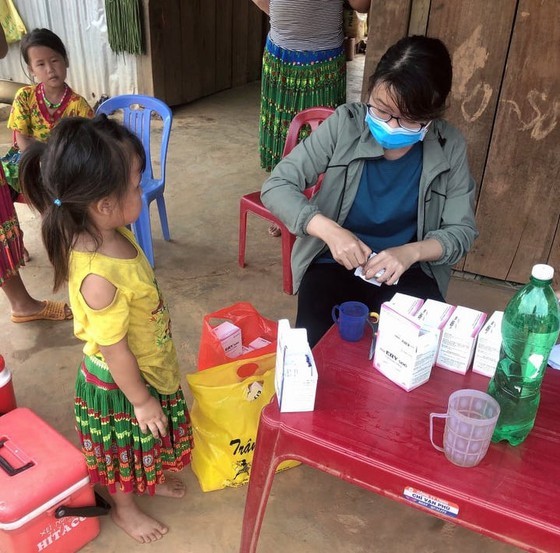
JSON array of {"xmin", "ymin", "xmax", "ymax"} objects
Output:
[{"xmin": 11, "ymin": 300, "xmax": 73, "ymax": 323}]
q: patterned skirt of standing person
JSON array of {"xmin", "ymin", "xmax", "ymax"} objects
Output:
[
  {"xmin": 259, "ymin": 36, "xmax": 346, "ymax": 172},
  {"xmin": 0, "ymin": 166, "xmax": 24, "ymax": 287},
  {"xmin": 74, "ymin": 354, "xmax": 194, "ymax": 496}
]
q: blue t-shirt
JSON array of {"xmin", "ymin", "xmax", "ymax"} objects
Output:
[{"xmin": 318, "ymin": 142, "xmax": 422, "ymax": 262}]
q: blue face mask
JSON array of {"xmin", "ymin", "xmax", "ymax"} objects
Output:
[{"xmin": 365, "ymin": 112, "xmax": 430, "ymax": 150}]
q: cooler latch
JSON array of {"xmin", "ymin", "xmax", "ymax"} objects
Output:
[{"xmin": 55, "ymin": 491, "xmax": 111, "ymax": 518}]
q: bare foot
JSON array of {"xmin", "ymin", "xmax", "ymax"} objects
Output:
[
  {"xmin": 23, "ymin": 247, "xmax": 30, "ymax": 263},
  {"xmin": 111, "ymin": 491, "xmax": 168, "ymax": 544},
  {"xmin": 155, "ymin": 474, "xmax": 186, "ymax": 498}
]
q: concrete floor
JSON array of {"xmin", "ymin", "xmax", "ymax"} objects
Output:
[{"xmin": 1, "ymin": 55, "xmax": 522, "ymax": 552}]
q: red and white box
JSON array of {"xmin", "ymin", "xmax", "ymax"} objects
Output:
[
  {"xmin": 386, "ymin": 292, "xmax": 424, "ymax": 315},
  {"xmin": 436, "ymin": 306, "xmax": 487, "ymax": 374},
  {"xmin": 0, "ymin": 408, "xmax": 100, "ymax": 553},
  {"xmin": 472, "ymin": 310, "xmax": 504, "ymax": 377},
  {"xmin": 212, "ymin": 321, "xmax": 243, "ymax": 359},
  {"xmin": 373, "ymin": 299, "xmax": 453, "ymax": 392}
]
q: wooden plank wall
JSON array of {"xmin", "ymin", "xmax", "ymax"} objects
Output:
[
  {"xmin": 361, "ymin": 0, "xmax": 560, "ymax": 284},
  {"xmin": 139, "ymin": 0, "xmax": 266, "ymax": 106},
  {"xmin": 463, "ymin": 0, "xmax": 560, "ymax": 282}
]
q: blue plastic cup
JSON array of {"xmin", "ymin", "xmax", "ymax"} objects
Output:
[{"xmin": 331, "ymin": 301, "xmax": 369, "ymax": 342}]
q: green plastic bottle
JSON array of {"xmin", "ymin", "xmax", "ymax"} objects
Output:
[{"xmin": 487, "ymin": 264, "xmax": 560, "ymax": 445}]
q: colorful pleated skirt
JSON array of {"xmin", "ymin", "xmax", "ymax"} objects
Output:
[
  {"xmin": 259, "ymin": 36, "xmax": 346, "ymax": 171},
  {"xmin": 0, "ymin": 166, "xmax": 24, "ymax": 286},
  {"xmin": 74, "ymin": 354, "xmax": 193, "ymax": 496}
]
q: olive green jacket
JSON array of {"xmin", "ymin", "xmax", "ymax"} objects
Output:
[{"xmin": 261, "ymin": 102, "xmax": 478, "ymax": 295}]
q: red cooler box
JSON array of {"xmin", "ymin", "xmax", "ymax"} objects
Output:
[{"xmin": 0, "ymin": 408, "xmax": 101, "ymax": 553}]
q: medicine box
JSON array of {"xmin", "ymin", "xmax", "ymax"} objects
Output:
[
  {"xmin": 472, "ymin": 311, "xmax": 503, "ymax": 377},
  {"xmin": 0, "ymin": 408, "xmax": 100, "ymax": 553},
  {"xmin": 212, "ymin": 321, "xmax": 243, "ymax": 359},
  {"xmin": 373, "ymin": 299, "xmax": 452, "ymax": 392},
  {"xmin": 386, "ymin": 292, "xmax": 424, "ymax": 315},
  {"xmin": 242, "ymin": 336, "xmax": 272, "ymax": 355},
  {"xmin": 275, "ymin": 319, "xmax": 318, "ymax": 412},
  {"xmin": 436, "ymin": 306, "xmax": 487, "ymax": 374}
]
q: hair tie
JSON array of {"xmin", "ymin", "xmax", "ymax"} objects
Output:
[{"xmin": 53, "ymin": 198, "xmax": 62, "ymax": 207}]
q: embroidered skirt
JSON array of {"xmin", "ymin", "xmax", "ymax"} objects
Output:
[
  {"xmin": 259, "ymin": 36, "xmax": 346, "ymax": 171},
  {"xmin": 0, "ymin": 166, "xmax": 24, "ymax": 286},
  {"xmin": 74, "ymin": 354, "xmax": 193, "ymax": 495}
]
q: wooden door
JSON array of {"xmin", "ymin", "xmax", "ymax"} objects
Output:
[{"xmin": 138, "ymin": 0, "xmax": 266, "ymax": 106}]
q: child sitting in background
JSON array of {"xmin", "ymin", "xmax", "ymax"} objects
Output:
[
  {"xmin": 5, "ymin": 27, "xmax": 93, "ymax": 260},
  {"xmin": 8, "ymin": 28, "xmax": 93, "ymax": 153},
  {"xmin": 20, "ymin": 115, "xmax": 193, "ymax": 544}
]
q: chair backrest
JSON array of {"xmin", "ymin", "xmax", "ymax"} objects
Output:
[
  {"xmin": 281, "ymin": 106, "xmax": 335, "ymax": 199},
  {"xmin": 95, "ymin": 94, "xmax": 173, "ymax": 186},
  {"xmin": 281, "ymin": 106, "xmax": 335, "ymax": 158}
]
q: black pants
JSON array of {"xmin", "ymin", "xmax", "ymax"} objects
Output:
[{"xmin": 296, "ymin": 263, "xmax": 444, "ymax": 348}]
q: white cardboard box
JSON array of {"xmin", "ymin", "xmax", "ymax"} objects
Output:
[
  {"xmin": 275, "ymin": 319, "xmax": 317, "ymax": 412},
  {"xmin": 386, "ymin": 292, "xmax": 425, "ymax": 315},
  {"xmin": 436, "ymin": 306, "xmax": 487, "ymax": 374},
  {"xmin": 472, "ymin": 311, "xmax": 503, "ymax": 377},
  {"xmin": 241, "ymin": 336, "xmax": 272, "ymax": 355},
  {"xmin": 373, "ymin": 300, "xmax": 446, "ymax": 392},
  {"xmin": 212, "ymin": 321, "xmax": 243, "ymax": 359}
]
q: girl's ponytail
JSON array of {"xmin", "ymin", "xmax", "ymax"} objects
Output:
[
  {"xmin": 20, "ymin": 141, "xmax": 76, "ymax": 292},
  {"xmin": 19, "ymin": 142, "xmax": 48, "ymax": 212}
]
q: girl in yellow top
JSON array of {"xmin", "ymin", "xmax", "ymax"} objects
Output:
[
  {"xmin": 8, "ymin": 28, "xmax": 93, "ymax": 150},
  {"xmin": 19, "ymin": 115, "xmax": 193, "ymax": 545}
]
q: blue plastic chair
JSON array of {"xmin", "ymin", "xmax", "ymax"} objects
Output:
[{"xmin": 96, "ymin": 94, "xmax": 173, "ymax": 266}]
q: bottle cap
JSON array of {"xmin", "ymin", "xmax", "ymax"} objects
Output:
[{"xmin": 532, "ymin": 264, "xmax": 554, "ymax": 281}]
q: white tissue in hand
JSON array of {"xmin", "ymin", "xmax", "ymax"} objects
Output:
[{"xmin": 354, "ymin": 252, "xmax": 398, "ymax": 286}]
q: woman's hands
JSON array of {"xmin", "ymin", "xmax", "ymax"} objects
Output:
[
  {"xmin": 363, "ymin": 240, "xmax": 444, "ymax": 284},
  {"xmin": 307, "ymin": 214, "xmax": 371, "ymax": 269},
  {"xmin": 362, "ymin": 245, "xmax": 418, "ymax": 285},
  {"xmin": 134, "ymin": 395, "xmax": 168, "ymax": 439},
  {"xmin": 307, "ymin": 215, "xmax": 444, "ymax": 282}
]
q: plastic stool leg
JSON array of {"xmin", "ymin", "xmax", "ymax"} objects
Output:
[
  {"xmin": 156, "ymin": 195, "xmax": 171, "ymax": 241},
  {"xmin": 239, "ymin": 202, "xmax": 248, "ymax": 268},
  {"xmin": 280, "ymin": 229, "xmax": 294, "ymax": 295},
  {"xmin": 133, "ymin": 203, "xmax": 155, "ymax": 267}
]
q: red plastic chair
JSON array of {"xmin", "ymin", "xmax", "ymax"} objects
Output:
[{"xmin": 238, "ymin": 106, "xmax": 335, "ymax": 294}]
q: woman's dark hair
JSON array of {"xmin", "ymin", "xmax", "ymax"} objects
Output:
[
  {"xmin": 21, "ymin": 28, "xmax": 68, "ymax": 65},
  {"xmin": 367, "ymin": 35, "xmax": 452, "ymax": 121},
  {"xmin": 19, "ymin": 115, "xmax": 146, "ymax": 291}
]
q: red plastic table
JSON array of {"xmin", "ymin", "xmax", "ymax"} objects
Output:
[{"xmin": 239, "ymin": 326, "xmax": 560, "ymax": 553}]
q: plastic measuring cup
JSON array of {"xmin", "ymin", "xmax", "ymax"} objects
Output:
[
  {"xmin": 331, "ymin": 301, "xmax": 369, "ymax": 342},
  {"xmin": 430, "ymin": 389, "xmax": 500, "ymax": 468}
]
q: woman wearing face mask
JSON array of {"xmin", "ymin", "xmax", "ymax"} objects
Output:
[{"xmin": 261, "ymin": 35, "xmax": 478, "ymax": 347}]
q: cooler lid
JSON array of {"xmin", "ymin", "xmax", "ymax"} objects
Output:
[{"xmin": 0, "ymin": 407, "xmax": 89, "ymax": 524}]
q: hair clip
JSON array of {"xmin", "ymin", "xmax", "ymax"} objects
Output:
[{"xmin": 53, "ymin": 198, "xmax": 62, "ymax": 207}]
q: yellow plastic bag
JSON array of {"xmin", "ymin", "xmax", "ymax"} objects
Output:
[
  {"xmin": 186, "ymin": 353, "xmax": 298, "ymax": 492},
  {"xmin": 0, "ymin": 0, "xmax": 26, "ymax": 44}
]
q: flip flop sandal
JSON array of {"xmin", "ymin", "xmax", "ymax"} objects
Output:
[{"xmin": 11, "ymin": 300, "xmax": 73, "ymax": 323}]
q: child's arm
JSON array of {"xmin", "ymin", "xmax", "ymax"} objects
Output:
[
  {"xmin": 100, "ymin": 338, "xmax": 168, "ymax": 439},
  {"xmin": 81, "ymin": 273, "xmax": 168, "ymax": 439}
]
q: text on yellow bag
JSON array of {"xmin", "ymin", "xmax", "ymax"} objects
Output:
[{"xmin": 186, "ymin": 353, "xmax": 298, "ymax": 492}]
